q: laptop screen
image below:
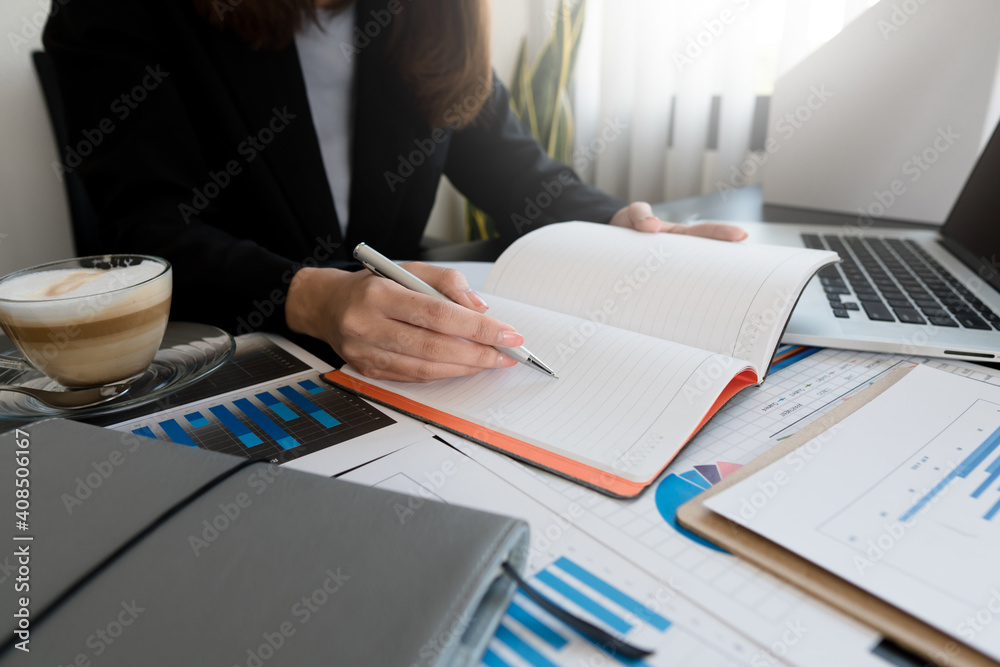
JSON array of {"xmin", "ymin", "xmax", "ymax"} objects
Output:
[{"xmin": 941, "ymin": 119, "xmax": 1000, "ymax": 294}]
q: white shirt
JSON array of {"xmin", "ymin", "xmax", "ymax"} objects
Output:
[{"xmin": 295, "ymin": 4, "xmax": 357, "ymax": 237}]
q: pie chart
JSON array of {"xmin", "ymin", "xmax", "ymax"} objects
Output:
[{"xmin": 654, "ymin": 462, "xmax": 743, "ymax": 552}]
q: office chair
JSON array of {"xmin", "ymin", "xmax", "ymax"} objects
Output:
[{"xmin": 31, "ymin": 50, "xmax": 102, "ymax": 257}]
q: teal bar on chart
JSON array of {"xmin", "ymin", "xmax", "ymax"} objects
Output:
[
  {"xmin": 233, "ymin": 398, "xmax": 299, "ymax": 450},
  {"xmin": 494, "ymin": 625, "xmax": 559, "ymax": 667},
  {"xmin": 507, "ymin": 600, "xmax": 568, "ymax": 649},
  {"xmin": 278, "ymin": 385, "xmax": 340, "ymax": 428},
  {"xmin": 255, "ymin": 391, "xmax": 299, "ymax": 422},
  {"xmin": 185, "ymin": 411, "xmax": 210, "ymax": 428},
  {"xmin": 554, "ymin": 558, "xmax": 672, "ymax": 631},
  {"xmin": 481, "ymin": 648, "xmax": 510, "ymax": 667},
  {"xmin": 535, "ymin": 571, "xmax": 631, "ymax": 634},
  {"xmin": 299, "ymin": 379, "xmax": 326, "ymax": 394},
  {"xmin": 209, "ymin": 405, "xmax": 263, "ymax": 447}
]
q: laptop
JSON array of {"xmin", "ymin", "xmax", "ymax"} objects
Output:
[{"xmin": 742, "ymin": 121, "xmax": 1000, "ymax": 363}]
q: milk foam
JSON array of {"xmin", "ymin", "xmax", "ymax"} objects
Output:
[
  {"xmin": 0, "ymin": 261, "xmax": 170, "ymax": 325},
  {"xmin": 0, "ymin": 262, "xmax": 164, "ymax": 301}
]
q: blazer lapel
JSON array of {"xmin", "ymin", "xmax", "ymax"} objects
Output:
[{"xmin": 208, "ymin": 32, "xmax": 343, "ymax": 255}]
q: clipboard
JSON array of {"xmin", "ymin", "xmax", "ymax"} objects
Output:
[{"xmin": 677, "ymin": 366, "xmax": 997, "ymax": 667}]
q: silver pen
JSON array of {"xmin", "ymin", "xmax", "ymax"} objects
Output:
[{"xmin": 353, "ymin": 243, "xmax": 557, "ymax": 378}]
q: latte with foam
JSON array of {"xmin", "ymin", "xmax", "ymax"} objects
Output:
[{"xmin": 0, "ymin": 257, "xmax": 172, "ymax": 387}]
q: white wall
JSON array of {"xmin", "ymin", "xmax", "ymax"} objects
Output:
[
  {"xmin": 0, "ymin": 0, "xmax": 75, "ymax": 275},
  {"xmin": 0, "ymin": 1, "xmax": 531, "ymax": 269}
]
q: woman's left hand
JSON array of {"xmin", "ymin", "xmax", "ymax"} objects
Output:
[{"xmin": 610, "ymin": 201, "xmax": 748, "ymax": 242}]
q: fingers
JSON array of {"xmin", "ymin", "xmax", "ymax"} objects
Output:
[
  {"xmin": 610, "ymin": 202, "xmax": 662, "ymax": 233},
  {"xmin": 610, "ymin": 202, "xmax": 748, "ymax": 242},
  {"xmin": 380, "ymin": 291, "xmax": 524, "ymax": 349},
  {"xmin": 403, "ymin": 262, "xmax": 490, "ymax": 312},
  {"xmin": 667, "ymin": 221, "xmax": 748, "ymax": 242},
  {"xmin": 344, "ymin": 319, "xmax": 520, "ymax": 382},
  {"xmin": 333, "ymin": 270, "xmax": 526, "ymax": 381},
  {"xmin": 626, "ymin": 202, "xmax": 660, "ymax": 233}
]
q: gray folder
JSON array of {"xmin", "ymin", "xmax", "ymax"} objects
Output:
[{"xmin": 0, "ymin": 419, "xmax": 528, "ymax": 666}]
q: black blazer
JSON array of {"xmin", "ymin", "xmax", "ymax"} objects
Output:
[{"xmin": 42, "ymin": 0, "xmax": 625, "ymax": 337}]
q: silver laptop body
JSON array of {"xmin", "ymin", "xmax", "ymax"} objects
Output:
[{"xmin": 741, "ymin": 122, "xmax": 1000, "ymax": 363}]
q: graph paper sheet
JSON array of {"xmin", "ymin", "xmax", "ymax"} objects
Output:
[{"xmin": 707, "ymin": 365, "xmax": 1000, "ymax": 662}]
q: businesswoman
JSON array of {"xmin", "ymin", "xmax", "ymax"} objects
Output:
[{"xmin": 43, "ymin": 0, "xmax": 745, "ymax": 381}]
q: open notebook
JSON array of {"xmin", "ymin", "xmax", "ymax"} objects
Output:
[{"xmin": 326, "ymin": 222, "xmax": 838, "ymax": 497}]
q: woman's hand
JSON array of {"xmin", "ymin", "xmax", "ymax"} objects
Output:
[
  {"xmin": 286, "ymin": 264, "xmax": 521, "ymax": 382},
  {"xmin": 610, "ymin": 201, "xmax": 748, "ymax": 242}
]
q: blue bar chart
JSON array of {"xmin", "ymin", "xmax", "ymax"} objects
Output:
[
  {"xmin": 107, "ymin": 338, "xmax": 396, "ymax": 464},
  {"xmin": 815, "ymin": 399, "xmax": 1000, "ymax": 545},
  {"xmin": 114, "ymin": 375, "xmax": 396, "ymax": 463},
  {"xmin": 901, "ymin": 421, "xmax": 1000, "ymax": 522},
  {"xmin": 483, "ymin": 557, "xmax": 672, "ymax": 666}
]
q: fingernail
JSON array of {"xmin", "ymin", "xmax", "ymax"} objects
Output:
[
  {"xmin": 496, "ymin": 353, "xmax": 517, "ymax": 368},
  {"xmin": 466, "ymin": 289, "xmax": 488, "ymax": 309},
  {"xmin": 498, "ymin": 330, "xmax": 523, "ymax": 346}
]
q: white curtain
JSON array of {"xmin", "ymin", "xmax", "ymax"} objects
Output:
[{"xmin": 522, "ymin": 0, "xmax": 878, "ymax": 205}]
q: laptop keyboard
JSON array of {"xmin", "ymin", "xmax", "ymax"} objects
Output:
[{"xmin": 802, "ymin": 234, "xmax": 1000, "ymax": 330}]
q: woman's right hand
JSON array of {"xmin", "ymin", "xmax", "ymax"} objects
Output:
[{"xmin": 285, "ymin": 264, "xmax": 522, "ymax": 382}]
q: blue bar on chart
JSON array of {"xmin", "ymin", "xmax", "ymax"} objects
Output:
[
  {"xmin": 278, "ymin": 385, "xmax": 340, "ymax": 428},
  {"xmin": 554, "ymin": 558, "xmax": 672, "ymax": 631},
  {"xmin": 986, "ymin": 495, "xmax": 1000, "ymax": 521},
  {"xmin": 481, "ymin": 648, "xmax": 510, "ymax": 667},
  {"xmin": 233, "ymin": 398, "xmax": 299, "ymax": 450},
  {"xmin": 535, "ymin": 571, "xmax": 631, "ymax": 634},
  {"xmin": 485, "ymin": 558, "xmax": 668, "ymax": 667},
  {"xmin": 494, "ymin": 625, "xmax": 559, "ymax": 667},
  {"xmin": 132, "ymin": 426, "xmax": 156, "ymax": 439},
  {"xmin": 255, "ymin": 391, "xmax": 299, "ymax": 422},
  {"xmin": 209, "ymin": 405, "xmax": 263, "ymax": 447},
  {"xmin": 158, "ymin": 419, "xmax": 197, "ymax": 448},
  {"xmin": 972, "ymin": 455, "xmax": 1000, "ymax": 499},
  {"xmin": 507, "ymin": 601, "xmax": 568, "ymax": 649},
  {"xmin": 298, "ymin": 379, "xmax": 325, "ymax": 395},
  {"xmin": 901, "ymin": 424, "xmax": 1000, "ymax": 522},
  {"xmin": 185, "ymin": 411, "xmax": 210, "ymax": 428}
]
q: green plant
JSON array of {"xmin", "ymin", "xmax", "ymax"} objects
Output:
[{"xmin": 466, "ymin": 0, "xmax": 587, "ymax": 240}]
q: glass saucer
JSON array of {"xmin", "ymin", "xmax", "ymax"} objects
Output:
[{"xmin": 0, "ymin": 322, "xmax": 235, "ymax": 421}]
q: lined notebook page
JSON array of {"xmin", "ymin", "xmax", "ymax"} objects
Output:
[
  {"xmin": 341, "ymin": 296, "xmax": 750, "ymax": 482},
  {"xmin": 484, "ymin": 223, "xmax": 836, "ymax": 371}
]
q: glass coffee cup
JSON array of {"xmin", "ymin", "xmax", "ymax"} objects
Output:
[{"xmin": 0, "ymin": 255, "xmax": 172, "ymax": 388}]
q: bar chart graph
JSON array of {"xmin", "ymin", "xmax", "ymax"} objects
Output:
[
  {"xmin": 119, "ymin": 375, "xmax": 396, "ymax": 463},
  {"xmin": 706, "ymin": 367, "xmax": 1000, "ymax": 661},
  {"xmin": 109, "ymin": 338, "xmax": 397, "ymax": 464},
  {"xmin": 817, "ymin": 397, "xmax": 1000, "ymax": 539},
  {"xmin": 483, "ymin": 557, "xmax": 671, "ymax": 667},
  {"xmin": 900, "ymin": 413, "xmax": 1000, "ymax": 523},
  {"xmin": 818, "ymin": 399, "xmax": 1000, "ymax": 560}
]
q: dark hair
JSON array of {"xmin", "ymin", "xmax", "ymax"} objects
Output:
[{"xmin": 194, "ymin": 0, "xmax": 492, "ymax": 129}]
